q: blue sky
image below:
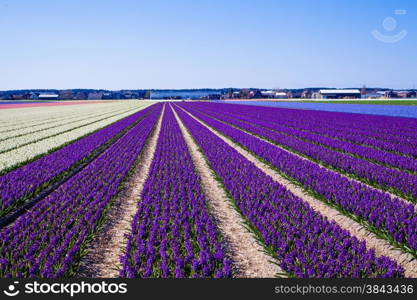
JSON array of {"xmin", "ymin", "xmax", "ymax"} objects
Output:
[{"xmin": 0, "ymin": 0, "xmax": 416, "ymax": 90}]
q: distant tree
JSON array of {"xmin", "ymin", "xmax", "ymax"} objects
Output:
[
  {"xmin": 144, "ymin": 90, "xmax": 151, "ymax": 99},
  {"xmin": 361, "ymin": 85, "xmax": 367, "ymax": 94}
]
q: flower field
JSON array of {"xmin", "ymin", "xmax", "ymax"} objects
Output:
[
  {"xmin": 1, "ymin": 101, "xmax": 416, "ymax": 278},
  {"xmin": 0, "ymin": 101, "xmax": 153, "ymax": 172}
]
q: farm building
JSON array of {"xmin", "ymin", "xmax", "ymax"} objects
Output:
[
  {"xmin": 362, "ymin": 92, "xmax": 385, "ymax": 99},
  {"xmin": 260, "ymin": 90, "xmax": 289, "ymax": 99},
  {"xmin": 301, "ymin": 90, "xmax": 313, "ymax": 98},
  {"xmin": 317, "ymin": 89, "xmax": 361, "ymax": 99},
  {"xmin": 260, "ymin": 90, "xmax": 275, "ymax": 98},
  {"xmin": 38, "ymin": 94, "xmax": 59, "ymax": 100},
  {"xmin": 396, "ymin": 91, "xmax": 416, "ymax": 98},
  {"xmin": 150, "ymin": 90, "xmax": 222, "ymax": 100},
  {"xmin": 275, "ymin": 92, "xmax": 288, "ymax": 99}
]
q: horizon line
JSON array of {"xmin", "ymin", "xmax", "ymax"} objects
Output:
[{"xmin": 1, "ymin": 86, "xmax": 415, "ymax": 92}]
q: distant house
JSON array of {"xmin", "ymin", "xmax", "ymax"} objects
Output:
[
  {"xmin": 287, "ymin": 91, "xmax": 303, "ymax": 99},
  {"xmin": 38, "ymin": 94, "xmax": 59, "ymax": 100},
  {"xmin": 317, "ymin": 89, "xmax": 361, "ymax": 99},
  {"xmin": 362, "ymin": 92, "xmax": 384, "ymax": 99},
  {"xmin": 260, "ymin": 90, "xmax": 275, "ymax": 98},
  {"xmin": 232, "ymin": 91, "xmax": 241, "ymax": 99},
  {"xmin": 102, "ymin": 92, "xmax": 113, "ymax": 100},
  {"xmin": 374, "ymin": 91, "xmax": 391, "ymax": 98},
  {"xmin": 379, "ymin": 90, "xmax": 403, "ymax": 98},
  {"xmin": 311, "ymin": 92, "xmax": 321, "ymax": 99},
  {"xmin": 201, "ymin": 94, "xmax": 221, "ymax": 100},
  {"xmin": 275, "ymin": 92, "xmax": 288, "ymax": 99},
  {"xmin": 396, "ymin": 91, "xmax": 415, "ymax": 98},
  {"xmin": 301, "ymin": 90, "xmax": 313, "ymax": 99},
  {"xmin": 11, "ymin": 93, "xmax": 32, "ymax": 100},
  {"xmin": 260, "ymin": 90, "xmax": 289, "ymax": 99},
  {"xmin": 249, "ymin": 90, "xmax": 263, "ymax": 98},
  {"xmin": 239, "ymin": 89, "xmax": 252, "ymax": 99}
]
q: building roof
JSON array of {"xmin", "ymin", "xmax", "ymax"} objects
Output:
[
  {"xmin": 38, "ymin": 94, "xmax": 59, "ymax": 98},
  {"xmin": 319, "ymin": 89, "xmax": 361, "ymax": 94}
]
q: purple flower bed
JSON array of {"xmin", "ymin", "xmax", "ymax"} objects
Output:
[
  {"xmin": 191, "ymin": 104, "xmax": 417, "ymax": 173},
  {"xmin": 282, "ymin": 120, "xmax": 417, "ymax": 158},
  {"xmin": 284, "ymin": 120, "xmax": 417, "ymax": 158},
  {"xmin": 212, "ymin": 103, "xmax": 417, "ymax": 157},
  {"xmin": 233, "ymin": 104, "xmax": 417, "ymax": 158},
  {"xmin": 174, "ymin": 106, "xmax": 403, "ymax": 278},
  {"xmin": 120, "ymin": 106, "xmax": 231, "ymax": 278},
  {"xmin": 0, "ymin": 105, "xmax": 156, "ymax": 216},
  {"xmin": 0, "ymin": 104, "xmax": 162, "ymax": 278},
  {"xmin": 220, "ymin": 102, "xmax": 417, "ymax": 142},
  {"xmin": 183, "ymin": 103, "xmax": 417, "ymax": 200},
  {"xmin": 279, "ymin": 116, "xmax": 417, "ymax": 148},
  {"xmin": 176, "ymin": 104, "xmax": 417, "ymax": 256}
]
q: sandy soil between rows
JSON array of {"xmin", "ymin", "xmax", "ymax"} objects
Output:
[
  {"xmin": 178, "ymin": 105, "xmax": 417, "ymax": 278},
  {"xmin": 171, "ymin": 105, "xmax": 282, "ymax": 278},
  {"xmin": 77, "ymin": 104, "xmax": 165, "ymax": 278}
]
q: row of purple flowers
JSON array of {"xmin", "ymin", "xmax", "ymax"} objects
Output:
[
  {"xmin": 120, "ymin": 106, "xmax": 231, "ymax": 278},
  {"xmin": 234, "ymin": 104, "xmax": 417, "ymax": 145},
  {"xmin": 174, "ymin": 105, "xmax": 403, "ymax": 278},
  {"xmin": 177, "ymin": 103, "xmax": 417, "ymax": 258},
  {"xmin": 217, "ymin": 103, "xmax": 417, "ymax": 158},
  {"xmin": 0, "ymin": 106, "xmax": 155, "ymax": 216},
  {"xmin": 194, "ymin": 104, "xmax": 417, "ymax": 173},
  {"xmin": 0, "ymin": 104, "xmax": 162, "ymax": 277},
  {"xmin": 185, "ymin": 103, "xmax": 417, "ymax": 200}
]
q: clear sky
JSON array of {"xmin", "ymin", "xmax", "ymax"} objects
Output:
[{"xmin": 1, "ymin": 0, "xmax": 416, "ymax": 90}]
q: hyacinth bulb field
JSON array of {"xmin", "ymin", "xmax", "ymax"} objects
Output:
[{"xmin": 0, "ymin": 100, "xmax": 417, "ymax": 278}]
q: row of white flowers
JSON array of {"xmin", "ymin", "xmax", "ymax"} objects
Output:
[
  {"xmin": 0, "ymin": 110, "xmax": 84, "ymax": 130},
  {"xmin": 0, "ymin": 101, "xmax": 142, "ymax": 132},
  {"xmin": 0, "ymin": 104, "xmax": 133, "ymax": 133},
  {"xmin": 0, "ymin": 107, "xmax": 142, "ymax": 153},
  {"xmin": 0, "ymin": 102, "xmax": 153, "ymax": 172},
  {"xmin": 0, "ymin": 105, "xmax": 136, "ymax": 142}
]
